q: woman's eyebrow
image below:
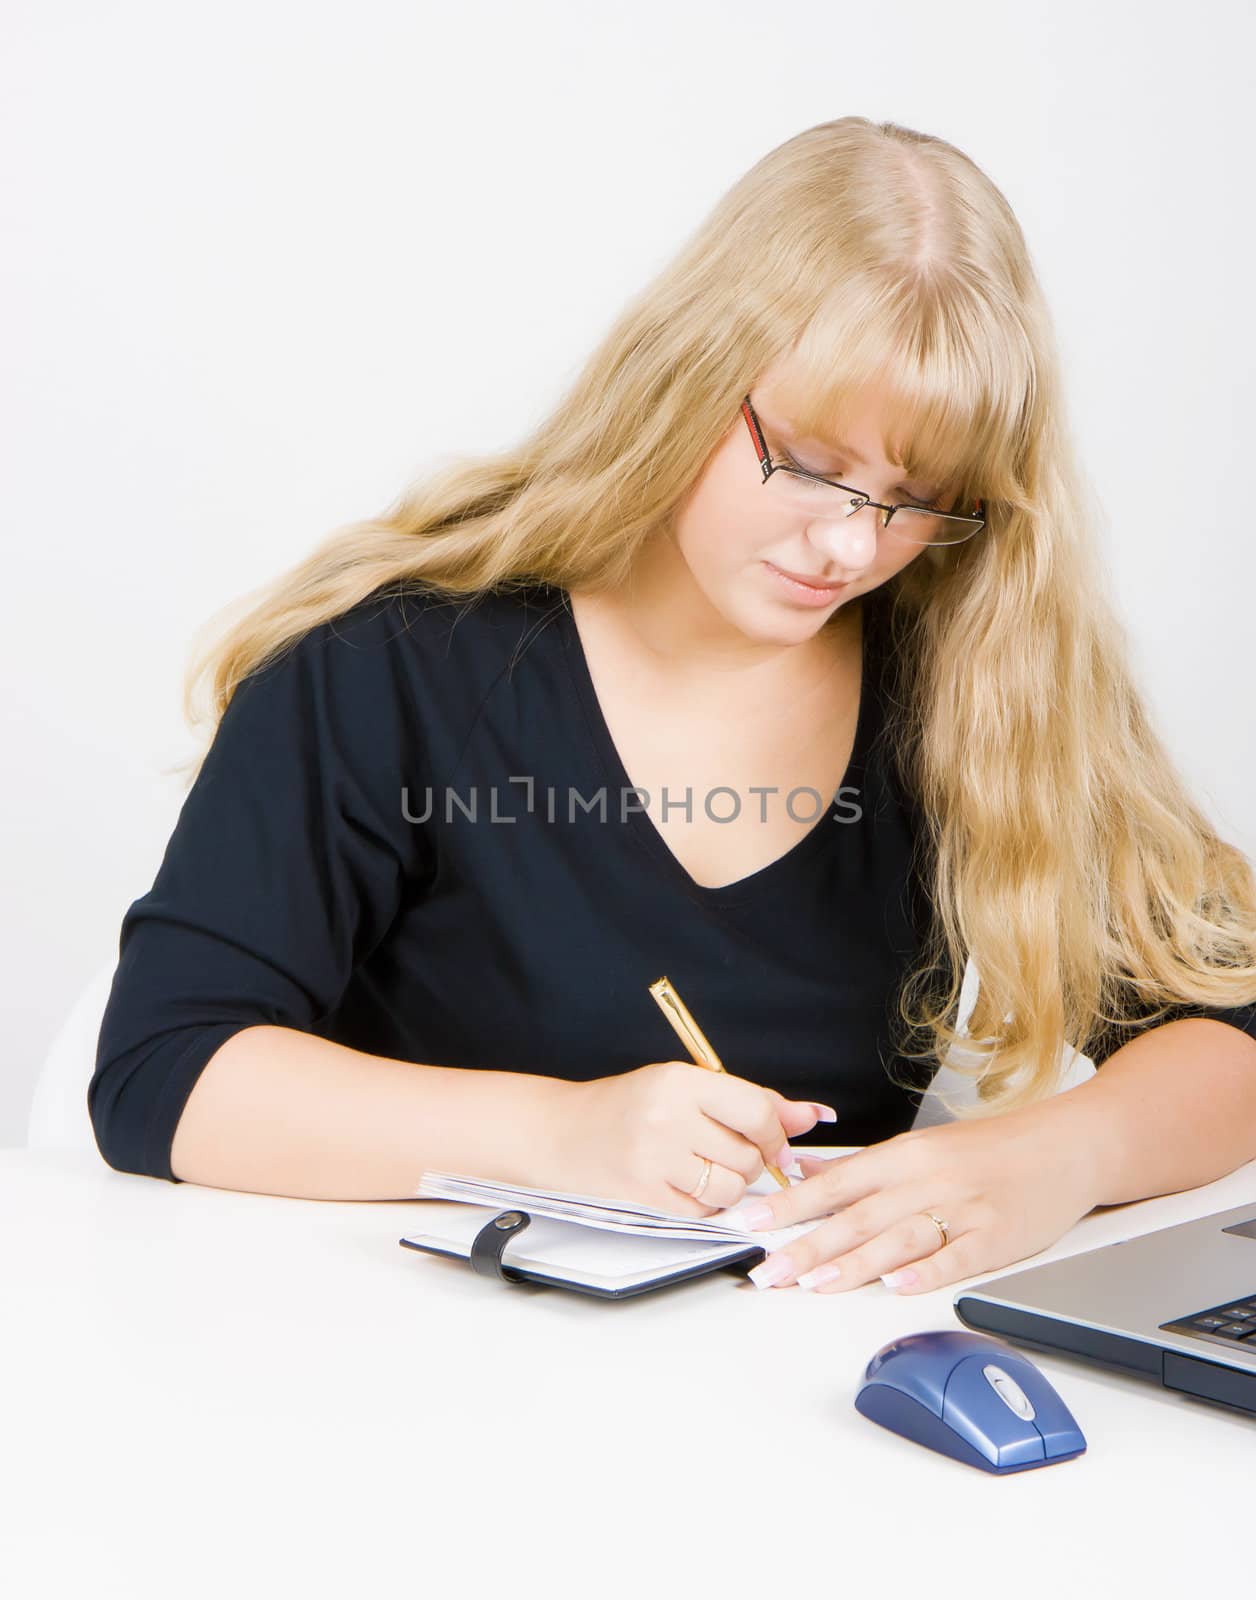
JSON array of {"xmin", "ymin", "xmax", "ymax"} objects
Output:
[
  {"xmin": 769, "ymin": 406, "xmax": 934, "ymax": 481},
  {"xmin": 810, "ymin": 435, "xmax": 869, "ymax": 467},
  {"xmin": 770, "ymin": 409, "xmax": 876, "ymax": 469}
]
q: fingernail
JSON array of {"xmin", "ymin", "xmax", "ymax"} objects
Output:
[
  {"xmin": 798, "ymin": 1262, "xmax": 842, "ymax": 1290},
  {"xmin": 732, "ymin": 1201, "xmax": 774, "ymax": 1230},
  {"xmin": 748, "ymin": 1252, "xmax": 795, "ymax": 1289},
  {"xmin": 810, "ymin": 1103, "xmax": 838, "ymax": 1122},
  {"xmin": 881, "ymin": 1268, "xmax": 919, "ymax": 1291},
  {"xmin": 774, "ymin": 1143, "xmax": 803, "ymax": 1177}
]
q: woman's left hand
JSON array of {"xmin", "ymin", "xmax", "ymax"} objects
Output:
[{"xmin": 735, "ymin": 1100, "xmax": 1104, "ymax": 1294}]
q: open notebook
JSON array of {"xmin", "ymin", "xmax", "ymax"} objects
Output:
[{"xmin": 399, "ymin": 1150, "xmax": 859, "ymax": 1298}]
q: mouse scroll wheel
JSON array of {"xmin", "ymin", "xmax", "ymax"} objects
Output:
[{"xmin": 982, "ymin": 1363, "xmax": 1036, "ymax": 1421}]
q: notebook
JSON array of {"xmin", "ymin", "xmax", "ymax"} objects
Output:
[{"xmin": 398, "ymin": 1153, "xmax": 857, "ymax": 1298}]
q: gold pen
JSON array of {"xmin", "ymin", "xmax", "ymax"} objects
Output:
[{"xmin": 648, "ymin": 974, "xmax": 792, "ymax": 1190}]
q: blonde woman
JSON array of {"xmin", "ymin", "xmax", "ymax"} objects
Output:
[{"xmin": 91, "ymin": 117, "xmax": 1256, "ymax": 1298}]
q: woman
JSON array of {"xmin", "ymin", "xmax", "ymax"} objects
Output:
[{"xmin": 91, "ymin": 116, "xmax": 1256, "ymax": 1298}]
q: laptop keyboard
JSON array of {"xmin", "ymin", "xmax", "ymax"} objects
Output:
[{"xmin": 1161, "ymin": 1295, "xmax": 1256, "ymax": 1345}]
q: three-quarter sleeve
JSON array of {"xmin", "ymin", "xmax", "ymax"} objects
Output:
[
  {"xmin": 1085, "ymin": 998, "xmax": 1256, "ymax": 1068},
  {"xmin": 90, "ymin": 600, "xmax": 430, "ymax": 1182}
]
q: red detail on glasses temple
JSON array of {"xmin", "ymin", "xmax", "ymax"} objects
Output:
[{"xmin": 741, "ymin": 398, "xmax": 768, "ymax": 459}]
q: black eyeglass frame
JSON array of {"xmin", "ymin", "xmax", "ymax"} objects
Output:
[{"xmin": 740, "ymin": 394, "xmax": 987, "ymax": 544}]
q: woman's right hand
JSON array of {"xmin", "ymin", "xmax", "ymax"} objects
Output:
[{"xmin": 547, "ymin": 1060, "xmax": 835, "ymax": 1216}]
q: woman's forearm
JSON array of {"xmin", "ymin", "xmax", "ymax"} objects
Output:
[
  {"xmin": 168, "ymin": 1024, "xmax": 578, "ymax": 1200},
  {"xmin": 1038, "ymin": 1017, "xmax": 1256, "ymax": 1208}
]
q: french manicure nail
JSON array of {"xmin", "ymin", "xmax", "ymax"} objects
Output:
[
  {"xmin": 810, "ymin": 1103, "xmax": 838, "ymax": 1122},
  {"xmin": 774, "ymin": 1143, "xmax": 803, "ymax": 1177},
  {"xmin": 733, "ymin": 1201, "xmax": 774, "ymax": 1229},
  {"xmin": 881, "ymin": 1268, "xmax": 919, "ymax": 1290},
  {"xmin": 748, "ymin": 1253, "xmax": 795, "ymax": 1289},
  {"xmin": 798, "ymin": 1262, "xmax": 842, "ymax": 1290}
]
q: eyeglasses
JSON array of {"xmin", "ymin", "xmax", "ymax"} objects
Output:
[{"xmin": 741, "ymin": 394, "xmax": 987, "ymax": 546}]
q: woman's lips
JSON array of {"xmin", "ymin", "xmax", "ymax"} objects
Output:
[{"xmin": 763, "ymin": 560, "xmax": 849, "ymax": 601}]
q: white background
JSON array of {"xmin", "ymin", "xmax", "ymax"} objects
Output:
[{"xmin": 3, "ymin": 0, "xmax": 1253, "ymax": 1148}]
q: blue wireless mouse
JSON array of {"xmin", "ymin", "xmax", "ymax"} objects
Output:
[{"xmin": 854, "ymin": 1329, "xmax": 1087, "ymax": 1473}]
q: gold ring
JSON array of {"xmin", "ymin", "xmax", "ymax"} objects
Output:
[
  {"xmin": 923, "ymin": 1211, "xmax": 950, "ymax": 1249},
  {"xmin": 690, "ymin": 1157, "xmax": 713, "ymax": 1200}
]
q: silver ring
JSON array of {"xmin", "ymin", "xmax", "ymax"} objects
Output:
[
  {"xmin": 690, "ymin": 1157, "xmax": 713, "ymax": 1200},
  {"xmin": 923, "ymin": 1211, "xmax": 950, "ymax": 1249}
]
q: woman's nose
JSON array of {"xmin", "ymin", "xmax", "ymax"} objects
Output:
[{"xmin": 807, "ymin": 503, "xmax": 880, "ymax": 567}]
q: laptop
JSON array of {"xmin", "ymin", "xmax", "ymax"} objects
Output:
[{"xmin": 954, "ymin": 1201, "xmax": 1256, "ymax": 1418}]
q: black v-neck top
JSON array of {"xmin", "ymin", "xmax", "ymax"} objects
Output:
[
  {"xmin": 562, "ymin": 593, "xmax": 882, "ymax": 911},
  {"xmin": 90, "ymin": 581, "xmax": 1256, "ymax": 1182}
]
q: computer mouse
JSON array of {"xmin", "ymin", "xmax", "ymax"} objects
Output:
[{"xmin": 854, "ymin": 1329, "xmax": 1087, "ymax": 1473}]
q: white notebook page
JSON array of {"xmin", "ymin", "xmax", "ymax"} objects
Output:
[{"xmin": 402, "ymin": 1150, "xmax": 861, "ymax": 1291}]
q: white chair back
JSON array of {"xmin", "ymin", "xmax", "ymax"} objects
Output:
[
  {"xmin": 27, "ymin": 959, "xmax": 118, "ymax": 1151},
  {"xmin": 911, "ymin": 956, "xmax": 1093, "ymax": 1129}
]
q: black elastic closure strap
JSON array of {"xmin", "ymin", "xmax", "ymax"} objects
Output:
[{"xmin": 470, "ymin": 1209, "xmax": 533, "ymax": 1284}]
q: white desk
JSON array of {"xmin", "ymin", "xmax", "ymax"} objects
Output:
[{"xmin": 4, "ymin": 1146, "xmax": 1254, "ymax": 1599}]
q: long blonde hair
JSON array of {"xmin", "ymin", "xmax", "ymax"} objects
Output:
[{"xmin": 177, "ymin": 115, "xmax": 1256, "ymax": 1114}]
